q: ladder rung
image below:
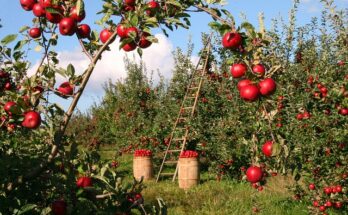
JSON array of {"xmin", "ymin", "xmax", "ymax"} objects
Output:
[
  {"xmin": 186, "ymin": 96, "xmax": 196, "ymax": 99},
  {"xmin": 164, "ymin": 160, "xmax": 178, "ymax": 164},
  {"xmin": 160, "ymin": 172, "xmax": 175, "ymax": 176},
  {"xmin": 188, "ymin": 87, "xmax": 199, "ymax": 90},
  {"xmin": 168, "ymin": 149, "xmax": 181, "ymax": 152},
  {"xmin": 182, "ymin": 106, "xmax": 194, "ymax": 109},
  {"xmin": 173, "ymin": 137, "xmax": 186, "ymax": 141}
]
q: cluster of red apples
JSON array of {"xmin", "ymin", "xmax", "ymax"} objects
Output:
[
  {"xmin": 309, "ymin": 183, "xmax": 345, "ymax": 213},
  {"xmin": 243, "ymin": 140, "xmax": 274, "ymax": 190},
  {"xmin": 134, "ymin": 149, "xmax": 152, "ymax": 157},
  {"xmin": 307, "ymin": 75, "xmax": 348, "ymax": 116},
  {"xmin": 98, "ymin": 0, "xmax": 155, "ymax": 52},
  {"xmin": 179, "ymin": 150, "xmax": 199, "ymax": 158},
  {"xmin": 222, "ymin": 31, "xmax": 277, "ymax": 101},
  {"xmin": 0, "ymin": 68, "xmax": 74, "ymax": 132},
  {"xmin": 20, "ymin": 0, "xmax": 155, "ymax": 52},
  {"xmin": 20, "ymin": 0, "xmax": 91, "ymax": 39},
  {"xmin": 1, "ymin": 70, "xmax": 41, "ymax": 130}
]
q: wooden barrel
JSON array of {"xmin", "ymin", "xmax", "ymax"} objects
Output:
[
  {"xmin": 133, "ymin": 156, "xmax": 153, "ymax": 181},
  {"xmin": 178, "ymin": 157, "xmax": 200, "ymax": 189}
]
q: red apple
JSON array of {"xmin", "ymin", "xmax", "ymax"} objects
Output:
[
  {"xmin": 22, "ymin": 111, "xmax": 41, "ymax": 129},
  {"xmin": 246, "ymin": 166, "xmax": 263, "ymax": 183},
  {"xmin": 319, "ymin": 205, "xmax": 326, "ymax": 212},
  {"xmin": 230, "ymin": 63, "xmax": 247, "ymax": 78},
  {"xmin": 59, "ymin": 17, "xmax": 77, "ymax": 36},
  {"xmin": 70, "ymin": 6, "xmax": 86, "ymax": 22},
  {"xmin": 252, "ymin": 64, "xmax": 266, "ymax": 76},
  {"xmin": 338, "ymin": 60, "xmax": 345, "ymax": 66},
  {"xmin": 32, "ymin": 3, "xmax": 46, "ymax": 17},
  {"xmin": 99, "ymin": 29, "xmax": 112, "ymax": 43},
  {"xmin": 46, "ymin": 6, "xmax": 63, "ymax": 24},
  {"xmin": 123, "ymin": 5, "xmax": 135, "ymax": 11},
  {"xmin": 124, "ymin": 0, "xmax": 136, "ymax": 6},
  {"xmin": 77, "ymin": 24, "xmax": 91, "ymax": 39},
  {"xmin": 58, "ymin": 82, "xmax": 74, "ymax": 96},
  {"xmin": 28, "ymin": 28, "xmax": 42, "ymax": 39},
  {"xmin": 20, "ymin": 0, "xmax": 36, "ymax": 11},
  {"xmin": 262, "ymin": 140, "xmax": 273, "ymax": 157},
  {"xmin": 76, "ymin": 176, "xmax": 93, "ymax": 188},
  {"xmin": 126, "ymin": 27, "xmax": 138, "ymax": 38},
  {"xmin": 4, "ymin": 82, "xmax": 12, "ymax": 91},
  {"xmin": 4, "ymin": 101, "xmax": 18, "ymax": 115},
  {"xmin": 258, "ymin": 78, "xmax": 276, "ymax": 96},
  {"xmin": 308, "ymin": 183, "xmax": 315, "ymax": 190},
  {"xmin": 335, "ymin": 185, "xmax": 342, "ymax": 193},
  {"xmin": 334, "ymin": 202, "xmax": 343, "ymax": 209},
  {"xmin": 324, "ymin": 187, "xmax": 332, "ymax": 195},
  {"xmin": 138, "ymin": 32, "xmax": 152, "ymax": 49},
  {"xmin": 122, "ymin": 42, "xmax": 137, "ymax": 52},
  {"xmin": 222, "ymin": 32, "xmax": 242, "ymax": 49},
  {"xmin": 146, "ymin": 1, "xmax": 160, "ymax": 16},
  {"xmin": 338, "ymin": 108, "xmax": 348, "ymax": 116},
  {"xmin": 39, "ymin": 0, "xmax": 52, "ymax": 8},
  {"xmin": 239, "ymin": 84, "xmax": 260, "ymax": 101},
  {"xmin": 52, "ymin": 200, "xmax": 67, "ymax": 215},
  {"xmin": 296, "ymin": 113, "xmax": 303, "ymax": 120},
  {"xmin": 325, "ymin": 201, "xmax": 332, "ymax": 207},
  {"xmin": 237, "ymin": 79, "xmax": 252, "ymax": 91},
  {"xmin": 0, "ymin": 70, "xmax": 9, "ymax": 79},
  {"xmin": 303, "ymin": 111, "xmax": 311, "ymax": 119},
  {"xmin": 117, "ymin": 24, "xmax": 128, "ymax": 38}
]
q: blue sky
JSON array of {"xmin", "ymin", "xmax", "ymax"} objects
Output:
[{"xmin": 0, "ymin": 0, "xmax": 347, "ymax": 112}]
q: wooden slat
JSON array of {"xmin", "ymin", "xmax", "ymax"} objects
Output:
[{"xmin": 160, "ymin": 172, "xmax": 175, "ymax": 176}]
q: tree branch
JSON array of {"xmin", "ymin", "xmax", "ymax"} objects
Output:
[
  {"xmin": 6, "ymin": 31, "xmax": 119, "ymax": 193},
  {"xmin": 194, "ymin": 4, "xmax": 235, "ymax": 31},
  {"xmin": 262, "ymin": 104, "xmax": 276, "ymax": 143},
  {"xmin": 77, "ymin": 38, "xmax": 93, "ymax": 62}
]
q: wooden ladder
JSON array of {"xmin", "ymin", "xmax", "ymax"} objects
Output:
[{"xmin": 156, "ymin": 35, "xmax": 212, "ymax": 182}]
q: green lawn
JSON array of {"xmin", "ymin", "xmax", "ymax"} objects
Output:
[
  {"xmin": 96, "ymin": 148, "xmax": 344, "ymax": 215},
  {"xmin": 96, "ymin": 146, "xmax": 341, "ymax": 215}
]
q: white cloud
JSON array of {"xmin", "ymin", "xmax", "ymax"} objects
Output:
[{"xmin": 30, "ymin": 33, "xmax": 175, "ymax": 96}]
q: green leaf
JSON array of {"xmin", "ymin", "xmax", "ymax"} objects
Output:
[
  {"xmin": 137, "ymin": 47, "xmax": 143, "ymax": 57},
  {"xmin": 241, "ymin": 22, "xmax": 256, "ymax": 35},
  {"xmin": 1, "ymin": 34, "xmax": 18, "ymax": 45},
  {"xmin": 119, "ymin": 38, "xmax": 133, "ymax": 50},
  {"xmin": 272, "ymin": 142, "xmax": 281, "ymax": 156},
  {"xmin": 100, "ymin": 166, "xmax": 107, "ymax": 177},
  {"xmin": 19, "ymin": 26, "xmax": 30, "ymax": 33},
  {"xmin": 14, "ymin": 40, "xmax": 28, "ymax": 51},
  {"xmin": 167, "ymin": 0, "xmax": 182, "ymax": 7},
  {"xmin": 45, "ymin": 7, "xmax": 62, "ymax": 15},
  {"xmin": 67, "ymin": 64, "xmax": 75, "ymax": 77},
  {"xmin": 76, "ymin": 0, "xmax": 85, "ymax": 16},
  {"xmin": 18, "ymin": 204, "xmax": 37, "ymax": 215},
  {"xmin": 130, "ymin": 14, "xmax": 139, "ymax": 27}
]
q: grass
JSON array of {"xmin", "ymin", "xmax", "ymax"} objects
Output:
[
  {"xmin": 141, "ymin": 180, "xmax": 307, "ymax": 215},
  {"xmin": 95, "ymin": 146, "xmax": 342, "ymax": 215}
]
